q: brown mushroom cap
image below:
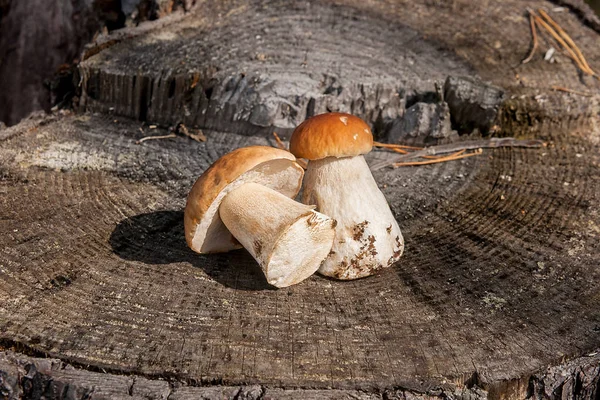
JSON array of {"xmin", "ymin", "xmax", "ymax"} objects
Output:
[
  {"xmin": 184, "ymin": 146, "xmax": 304, "ymax": 254},
  {"xmin": 289, "ymin": 112, "xmax": 373, "ymax": 160}
]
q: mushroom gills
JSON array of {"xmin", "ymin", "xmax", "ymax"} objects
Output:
[
  {"xmin": 302, "ymin": 155, "xmax": 404, "ymax": 280},
  {"xmin": 219, "ymin": 182, "xmax": 336, "ymax": 288},
  {"xmin": 192, "ymin": 158, "xmax": 303, "ymax": 253}
]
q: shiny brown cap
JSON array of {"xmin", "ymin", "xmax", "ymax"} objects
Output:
[
  {"xmin": 184, "ymin": 146, "xmax": 304, "ymax": 254},
  {"xmin": 289, "ymin": 112, "xmax": 373, "ymax": 160}
]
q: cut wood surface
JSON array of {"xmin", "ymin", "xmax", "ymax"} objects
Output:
[
  {"xmin": 77, "ymin": 0, "xmax": 600, "ymax": 138},
  {"xmin": 1, "ymin": 108, "xmax": 599, "ymax": 397},
  {"xmin": 1, "ymin": 348, "xmax": 598, "ymax": 399},
  {"xmin": 1, "ymin": 0, "xmax": 600, "ymax": 399}
]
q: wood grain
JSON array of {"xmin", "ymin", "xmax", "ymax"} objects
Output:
[
  {"xmin": 0, "ymin": 109, "xmax": 598, "ymax": 397},
  {"xmin": 78, "ymin": 0, "xmax": 600, "ymax": 139},
  {"xmin": 1, "ymin": 0, "xmax": 600, "ymax": 398}
]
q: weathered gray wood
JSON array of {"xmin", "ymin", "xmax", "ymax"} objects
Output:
[
  {"xmin": 1, "ymin": 0, "xmax": 600, "ymax": 398},
  {"xmin": 1, "ymin": 348, "xmax": 599, "ymax": 399},
  {"xmin": 78, "ymin": 0, "xmax": 473, "ymax": 137},
  {"xmin": 77, "ymin": 0, "xmax": 600, "ymax": 140},
  {"xmin": 0, "ymin": 105, "xmax": 599, "ymax": 398},
  {"xmin": 387, "ymin": 102, "xmax": 457, "ymax": 146}
]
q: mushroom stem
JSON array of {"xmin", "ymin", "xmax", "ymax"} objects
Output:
[
  {"xmin": 219, "ymin": 182, "xmax": 337, "ymax": 288},
  {"xmin": 302, "ymin": 155, "xmax": 404, "ymax": 280}
]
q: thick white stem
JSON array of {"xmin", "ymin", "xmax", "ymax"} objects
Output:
[
  {"xmin": 219, "ymin": 183, "xmax": 336, "ymax": 288},
  {"xmin": 302, "ymin": 156, "xmax": 404, "ymax": 280}
]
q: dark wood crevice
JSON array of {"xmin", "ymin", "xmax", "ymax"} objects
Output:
[{"xmin": 1, "ymin": 347, "xmax": 599, "ymax": 399}]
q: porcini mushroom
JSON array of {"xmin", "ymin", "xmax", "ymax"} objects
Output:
[
  {"xmin": 289, "ymin": 113, "xmax": 404, "ymax": 280},
  {"xmin": 184, "ymin": 146, "xmax": 336, "ymax": 288}
]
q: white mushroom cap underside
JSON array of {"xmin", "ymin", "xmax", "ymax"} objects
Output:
[{"xmin": 192, "ymin": 159, "xmax": 303, "ymax": 253}]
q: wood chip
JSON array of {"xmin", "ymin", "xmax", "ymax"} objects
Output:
[{"xmin": 178, "ymin": 123, "xmax": 207, "ymax": 142}]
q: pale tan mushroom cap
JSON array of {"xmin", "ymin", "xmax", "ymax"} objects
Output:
[
  {"xmin": 184, "ymin": 146, "xmax": 304, "ymax": 254},
  {"xmin": 289, "ymin": 112, "xmax": 373, "ymax": 160}
]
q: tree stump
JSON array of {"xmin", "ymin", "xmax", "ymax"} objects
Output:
[{"xmin": 1, "ymin": 1, "xmax": 600, "ymax": 399}]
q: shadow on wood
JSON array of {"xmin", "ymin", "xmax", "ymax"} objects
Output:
[
  {"xmin": 1, "ymin": 0, "xmax": 600, "ymax": 397},
  {"xmin": 109, "ymin": 210, "xmax": 273, "ymax": 291}
]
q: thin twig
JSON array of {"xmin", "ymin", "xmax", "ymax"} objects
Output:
[
  {"xmin": 522, "ymin": 12, "xmax": 539, "ymax": 64},
  {"xmin": 373, "ymin": 141, "xmax": 423, "ymax": 150},
  {"xmin": 271, "ymin": 132, "xmax": 307, "ymax": 169},
  {"xmin": 297, "ymin": 159, "xmax": 308, "ymax": 170},
  {"xmin": 393, "ymin": 150, "xmax": 481, "ymax": 167},
  {"xmin": 551, "ymin": 86, "xmax": 594, "ymax": 96},
  {"xmin": 388, "ymin": 147, "xmax": 409, "ymax": 154},
  {"xmin": 273, "ymin": 132, "xmax": 287, "ymax": 150},
  {"xmin": 532, "ymin": 14, "xmax": 592, "ymax": 75},
  {"xmin": 369, "ymin": 138, "xmax": 545, "ymax": 171},
  {"xmin": 538, "ymin": 9, "xmax": 595, "ymax": 75},
  {"xmin": 136, "ymin": 133, "xmax": 177, "ymax": 144}
]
